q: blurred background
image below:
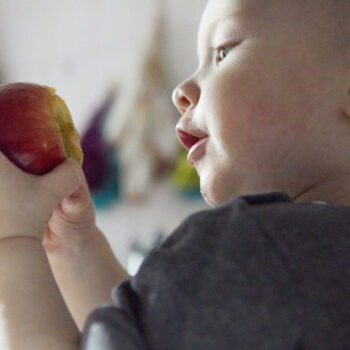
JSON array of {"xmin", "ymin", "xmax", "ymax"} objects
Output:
[{"xmin": 0, "ymin": 0, "xmax": 209, "ymax": 274}]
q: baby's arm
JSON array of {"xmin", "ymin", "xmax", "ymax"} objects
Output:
[
  {"xmin": 0, "ymin": 237, "xmax": 80, "ymax": 349},
  {"xmin": 46, "ymin": 226, "xmax": 129, "ymax": 331},
  {"xmin": 43, "ymin": 171, "xmax": 129, "ymax": 331},
  {"xmin": 0, "ymin": 154, "xmax": 90, "ymax": 349}
]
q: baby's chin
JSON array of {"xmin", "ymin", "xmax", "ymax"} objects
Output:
[
  {"xmin": 200, "ymin": 189, "xmax": 217, "ymax": 208},
  {"xmin": 196, "ymin": 159, "xmax": 225, "ymax": 207},
  {"xmin": 199, "ymin": 171, "xmax": 237, "ymax": 208},
  {"xmin": 201, "ymin": 189, "xmax": 236, "ymax": 208}
]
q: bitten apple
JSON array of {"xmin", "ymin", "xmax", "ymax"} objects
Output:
[{"xmin": 0, "ymin": 82, "xmax": 83, "ymax": 175}]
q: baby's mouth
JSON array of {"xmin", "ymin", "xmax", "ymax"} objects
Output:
[{"xmin": 176, "ymin": 128, "xmax": 208, "ymax": 151}]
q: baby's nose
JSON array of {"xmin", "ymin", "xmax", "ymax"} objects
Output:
[
  {"xmin": 172, "ymin": 80, "xmax": 200, "ymax": 116},
  {"xmin": 172, "ymin": 88, "xmax": 190, "ymax": 115}
]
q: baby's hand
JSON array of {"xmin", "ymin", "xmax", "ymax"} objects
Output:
[
  {"xmin": 0, "ymin": 152, "xmax": 81, "ymax": 242},
  {"xmin": 42, "ymin": 164, "xmax": 97, "ymax": 256}
]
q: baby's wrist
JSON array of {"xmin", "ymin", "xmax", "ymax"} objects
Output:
[
  {"xmin": 0, "ymin": 235, "xmax": 42, "ymax": 245},
  {"xmin": 43, "ymin": 223, "xmax": 101, "ymax": 259},
  {"xmin": 0, "ymin": 220, "xmax": 46, "ymax": 243}
]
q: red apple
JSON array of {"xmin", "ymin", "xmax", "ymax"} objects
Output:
[{"xmin": 0, "ymin": 82, "xmax": 83, "ymax": 175}]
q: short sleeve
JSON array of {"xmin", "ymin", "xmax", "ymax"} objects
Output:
[{"xmin": 80, "ymin": 280, "xmax": 148, "ymax": 350}]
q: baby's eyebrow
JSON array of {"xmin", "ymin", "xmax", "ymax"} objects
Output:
[
  {"xmin": 197, "ymin": 13, "xmax": 246, "ymax": 60},
  {"xmin": 208, "ymin": 13, "xmax": 239, "ymax": 35}
]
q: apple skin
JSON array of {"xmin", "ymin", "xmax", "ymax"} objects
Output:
[{"xmin": 0, "ymin": 82, "xmax": 83, "ymax": 175}]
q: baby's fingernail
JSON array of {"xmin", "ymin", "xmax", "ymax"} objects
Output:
[{"xmin": 69, "ymin": 186, "xmax": 82, "ymax": 199}]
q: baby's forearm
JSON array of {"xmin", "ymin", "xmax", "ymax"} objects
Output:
[
  {"xmin": 0, "ymin": 237, "xmax": 80, "ymax": 350},
  {"xmin": 46, "ymin": 227, "xmax": 130, "ymax": 331}
]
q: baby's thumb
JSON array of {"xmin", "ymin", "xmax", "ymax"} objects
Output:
[
  {"xmin": 60, "ymin": 161, "xmax": 94, "ymax": 218},
  {"xmin": 41, "ymin": 158, "xmax": 82, "ymax": 205},
  {"xmin": 61, "ymin": 181, "xmax": 91, "ymax": 218}
]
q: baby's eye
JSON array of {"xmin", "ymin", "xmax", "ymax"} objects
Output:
[{"xmin": 216, "ymin": 46, "xmax": 233, "ymax": 64}]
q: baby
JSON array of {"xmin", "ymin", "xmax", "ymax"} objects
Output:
[
  {"xmin": 173, "ymin": 0, "xmax": 350, "ymax": 208},
  {"xmin": 0, "ymin": 0, "xmax": 350, "ymax": 349}
]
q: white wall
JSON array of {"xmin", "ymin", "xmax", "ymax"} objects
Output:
[
  {"xmin": 0, "ymin": 0, "xmax": 209, "ymax": 269},
  {"xmin": 0, "ymin": 0, "xmax": 206, "ymax": 132}
]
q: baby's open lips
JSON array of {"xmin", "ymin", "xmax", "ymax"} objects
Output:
[{"xmin": 176, "ymin": 127, "xmax": 208, "ymax": 151}]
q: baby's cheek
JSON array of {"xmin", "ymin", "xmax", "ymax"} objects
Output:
[
  {"xmin": 214, "ymin": 78, "xmax": 273, "ymax": 154},
  {"xmin": 208, "ymin": 59, "xmax": 312, "ymax": 161}
]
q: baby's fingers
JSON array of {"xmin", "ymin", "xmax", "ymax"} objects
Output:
[
  {"xmin": 40, "ymin": 158, "xmax": 82, "ymax": 206},
  {"xmin": 0, "ymin": 151, "xmax": 37, "ymax": 182},
  {"xmin": 61, "ymin": 172, "xmax": 95, "ymax": 219},
  {"xmin": 43, "ymin": 166, "xmax": 96, "ymax": 251}
]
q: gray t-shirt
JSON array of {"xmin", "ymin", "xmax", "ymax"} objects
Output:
[{"xmin": 80, "ymin": 190, "xmax": 350, "ymax": 349}]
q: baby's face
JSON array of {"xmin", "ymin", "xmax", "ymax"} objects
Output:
[{"xmin": 173, "ymin": 0, "xmax": 350, "ymax": 207}]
